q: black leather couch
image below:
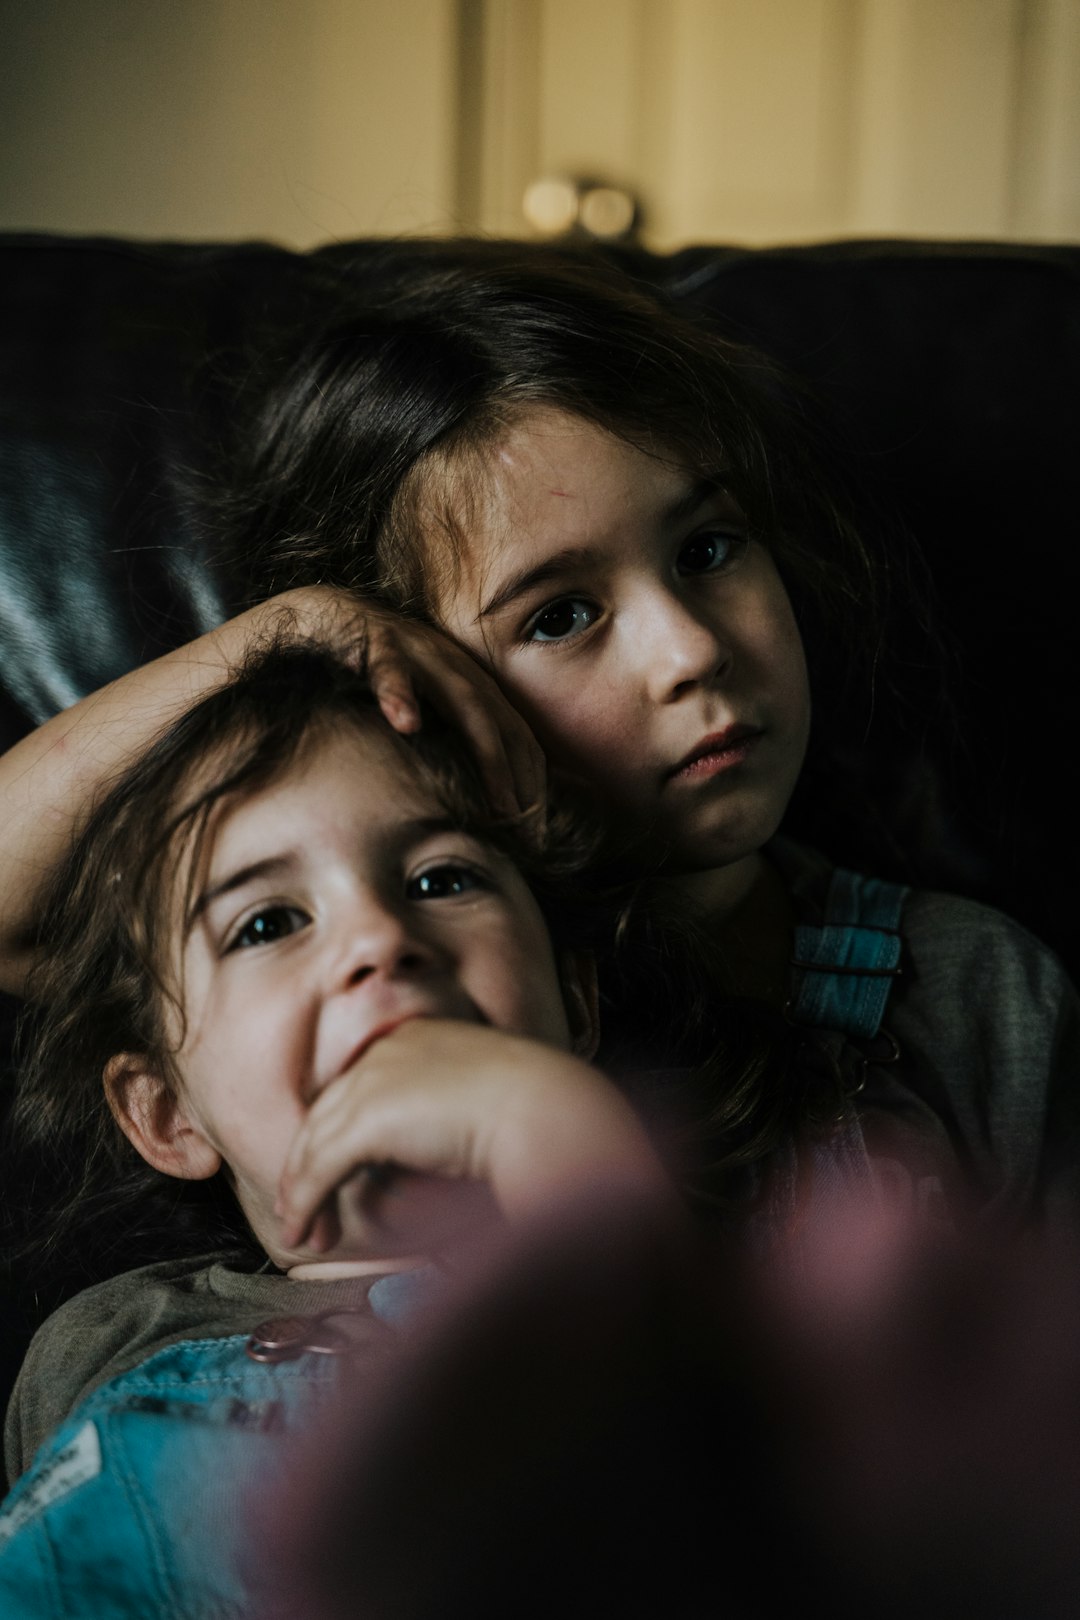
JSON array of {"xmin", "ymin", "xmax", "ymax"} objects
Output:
[{"xmin": 1, "ymin": 230, "xmax": 1078, "ymax": 1458}]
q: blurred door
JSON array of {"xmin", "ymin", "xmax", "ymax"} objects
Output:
[{"xmin": 463, "ymin": 0, "xmax": 1080, "ymax": 246}]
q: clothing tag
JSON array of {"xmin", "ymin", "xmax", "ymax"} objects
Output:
[{"xmin": 0, "ymin": 1420, "xmax": 102, "ymax": 1547}]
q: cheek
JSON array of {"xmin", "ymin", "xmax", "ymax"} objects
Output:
[
  {"xmin": 778, "ymin": 613, "xmax": 812, "ymax": 735},
  {"xmin": 743, "ymin": 567, "xmax": 811, "ymax": 709},
  {"xmin": 438, "ymin": 594, "xmax": 632, "ymax": 773},
  {"xmin": 175, "ymin": 982, "xmax": 309, "ymax": 1152},
  {"xmin": 493, "ymin": 664, "xmax": 636, "ymax": 777},
  {"xmin": 182, "ymin": 1064, "xmax": 305, "ymax": 1231},
  {"xmin": 469, "ymin": 917, "xmax": 573, "ymax": 1049}
]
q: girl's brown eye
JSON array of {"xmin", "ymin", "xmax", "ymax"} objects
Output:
[
  {"xmin": 528, "ymin": 598, "xmax": 598, "ymax": 643},
  {"xmin": 406, "ymin": 863, "xmax": 489, "ymax": 900},
  {"xmin": 230, "ymin": 905, "xmax": 308, "ymax": 950},
  {"xmin": 677, "ymin": 529, "xmax": 747, "ymax": 576}
]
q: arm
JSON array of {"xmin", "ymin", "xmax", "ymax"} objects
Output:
[
  {"xmin": 0, "ymin": 587, "xmax": 542, "ymax": 996},
  {"xmin": 276, "ymin": 1018, "xmax": 680, "ymax": 1262}
]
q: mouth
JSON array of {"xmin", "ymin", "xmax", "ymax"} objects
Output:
[{"xmin": 667, "ymin": 725, "xmax": 763, "ymax": 782}]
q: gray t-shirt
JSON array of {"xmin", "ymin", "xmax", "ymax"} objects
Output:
[
  {"xmin": 773, "ymin": 839, "xmax": 1080, "ymax": 1220},
  {"xmin": 4, "ymin": 1254, "xmax": 395, "ymax": 1483}
]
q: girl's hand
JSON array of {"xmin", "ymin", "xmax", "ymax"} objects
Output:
[
  {"xmin": 275, "ymin": 1018, "xmax": 675, "ymax": 1260},
  {"xmin": 273, "ymin": 587, "xmax": 544, "ymax": 816}
]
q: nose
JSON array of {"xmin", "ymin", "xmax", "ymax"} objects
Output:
[
  {"xmin": 333, "ymin": 895, "xmax": 443, "ymax": 989},
  {"xmin": 635, "ymin": 588, "xmax": 732, "ymax": 704},
  {"xmin": 311, "ymin": 895, "xmax": 454, "ymax": 1096}
]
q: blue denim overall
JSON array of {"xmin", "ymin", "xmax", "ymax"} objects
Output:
[
  {"xmin": 0, "ymin": 1271, "xmax": 428, "ymax": 1618},
  {"xmin": 761, "ymin": 865, "xmax": 909, "ymax": 1239}
]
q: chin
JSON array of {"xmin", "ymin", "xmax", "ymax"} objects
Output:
[{"xmin": 660, "ymin": 805, "xmax": 784, "ymax": 875}]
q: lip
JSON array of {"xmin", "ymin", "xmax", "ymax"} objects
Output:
[
  {"xmin": 667, "ymin": 725, "xmax": 763, "ymax": 781},
  {"xmin": 348, "ymin": 1016, "xmax": 417, "ymax": 1066},
  {"xmin": 337, "ymin": 1002, "xmax": 482, "ymax": 1080},
  {"xmin": 333, "ymin": 1012, "xmax": 434, "ymax": 1083}
]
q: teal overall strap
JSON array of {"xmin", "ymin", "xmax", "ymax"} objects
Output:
[{"xmin": 787, "ymin": 868, "xmax": 909, "ymax": 1040}]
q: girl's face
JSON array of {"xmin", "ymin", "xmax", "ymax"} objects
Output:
[
  {"xmin": 431, "ymin": 408, "xmax": 811, "ymax": 895},
  {"xmin": 145, "ymin": 724, "xmax": 574, "ymax": 1267}
]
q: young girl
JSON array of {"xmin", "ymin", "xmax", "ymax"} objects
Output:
[
  {"xmin": 0, "ymin": 640, "xmax": 674, "ymax": 1616},
  {"xmin": 0, "ymin": 242, "xmax": 1076, "ymax": 1230}
]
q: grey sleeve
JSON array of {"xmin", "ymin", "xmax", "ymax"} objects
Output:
[
  {"xmin": 3, "ymin": 1258, "xmax": 221, "ymax": 1483},
  {"xmin": 3, "ymin": 1308, "xmax": 70, "ymax": 1486},
  {"xmin": 886, "ymin": 891, "xmax": 1080, "ymax": 1219}
]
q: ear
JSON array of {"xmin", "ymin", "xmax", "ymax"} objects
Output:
[
  {"xmin": 558, "ymin": 949, "xmax": 601, "ymax": 1060},
  {"xmin": 103, "ymin": 1054, "xmax": 222, "ymax": 1182}
]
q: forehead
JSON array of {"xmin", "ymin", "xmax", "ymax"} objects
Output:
[
  {"xmin": 200, "ymin": 722, "xmax": 444, "ymax": 868},
  {"xmin": 424, "ymin": 406, "xmax": 697, "ymax": 613},
  {"xmin": 481, "ymin": 406, "xmax": 687, "ymax": 524}
]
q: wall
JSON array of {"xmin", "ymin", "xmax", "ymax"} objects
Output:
[
  {"xmin": 1, "ymin": 0, "xmax": 1077, "ymax": 248},
  {"xmin": 0, "ymin": 0, "xmax": 463, "ymax": 244}
]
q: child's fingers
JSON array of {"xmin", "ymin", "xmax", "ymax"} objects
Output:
[
  {"xmin": 278, "ymin": 1085, "xmax": 392, "ymax": 1247},
  {"xmin": 282, "ymin": 1161, "xmax": 400, "ymax": 1251},
  {"xmin": 366, "ymin": 645, "xmax": 422, "ymax": 733},
  {"xmin": 278, "ymin": 1036, "xmax": 482, "ymax": 1249},
  {"xmin": 278, "ymin": 1149, "xmax": 355, "ymax": 1248},
  {"xmin": 426, "ymin": 667, "xmax": 544, "ymax": 815},
  {"xmin": 426, "ymin": 654, "xmax": 545, "ymax": 812},
  {"xmin": 365, "ymin": 619, "xmax": 545, "ymax": 814},
  {"xmin": 303, "ymin": 1206, "xmax": 342, "ymax": 1255},
  {"xmin": 390, "ymin": 646, "xmax": 540, "ymax": 814},
  {"xmin": 468, "ymin": 692, "xmax": 546, "ymax": 816}
]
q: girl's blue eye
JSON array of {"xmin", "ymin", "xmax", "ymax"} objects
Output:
[
  {"xmin": 406, "ymin": 864, "xmax": 488, "ymax": 900},
  {"xmin": 230, "ymin": 905, "xmax": 309, "ymax": 950},
  {"xmin": 526, "ymin": 598, "xmax": 598, "ymax": 644},
  {"xmin": 677, "ymin": 528, "xmax": 747, "ymax": 576}
]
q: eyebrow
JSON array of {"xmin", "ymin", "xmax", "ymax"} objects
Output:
[
  {"xmin": 188, "ymin": 854, "xmax": 299, "ymax": 927},
  {"xmin": 391, "ymin": 815, "xmax": 465, "ymax": 846},
  {"xmin": 477, "ymin": 546, "xmax": 599, "ymax": 624},
  {"xmin": 476, "ymin": 478, "xmax": 722, "ymax": 624}
]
